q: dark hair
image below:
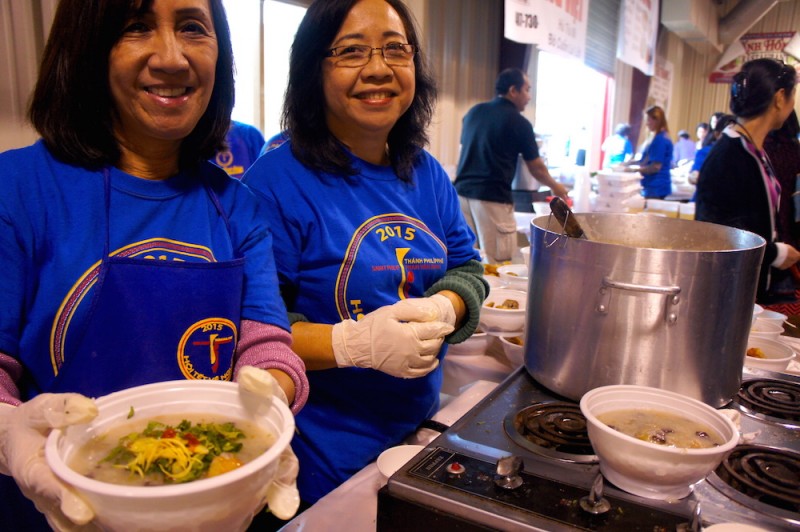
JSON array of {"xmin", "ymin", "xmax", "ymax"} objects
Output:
[
  {"xmin": 495, "ymin": 68, "xmax": 526, "ymax": 96},
  {"xmin": 645, "ymin": 105, "xmax": 669, "ymax": 134},
  {"xmin": 696, "ymin": 122, "xmax": 709, "ymax": 131},
  {"xmin": 714, "ymin": 114, "xmax": 736, "ymax": 136},
  {"xmin": 768, "ymin": 110, "xmax": 800, "ymax": 143},
  {"xmin": 730, "ymin": 58, "xmax": 796, "ymax": 119},
  {"xmin": 28, "ymin": 0, "xmax": 234, "ymax": 170},
  {"xmin": 283, "ymin": 0, "xmax": 436, "ymax": 183},
  {"xmin": 614, "ymin": 123, "xmax": 631, "ymax": 137}
]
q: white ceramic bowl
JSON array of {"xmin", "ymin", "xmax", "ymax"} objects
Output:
[
  {"xmin": 749, "ymin": 319, "xmax": 784, "ymax": 340},
  {"xmin": 580, "ymin": 385, "xmax": 739, "ymax": 500},
  {"xmin": 479, "ymin": 288, "xmax": 527, "ymax": 334},
  {"xmin": 46, "ymin": 380, "xmax": 295, "ymax": 532},
  {"xmin": 756, "ymin": 309, "xmax": 787, "ymax": 326},
  {"xmin": 497, "ymin": 264, "xmax": 529, "ymax": 292},
  {"xmin": 744, "ymin": 336, "xmax": 796, "ymax": 372},
  {"xmin": 377, "ymin": 445, "xmax": 425, "ymax": 482},
  {"xmin": 499, "ymin": 335, "xmax": 525, "ymax": 366},
  {"xmin": 447, "ymin": 331, "xmax": 491, "ymax": 356}
]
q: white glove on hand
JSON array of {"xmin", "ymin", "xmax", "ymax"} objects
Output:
[
  {"xmin": 331, "ymin": 295, "xmax": 456, "ymax": 378},
  {"xmin": 237, "ymin": 366, "xmax": 300, "ymax": 521},
  {"xmin": 0, "ymin": 394, "xmax": 98, "ymax": 530}
]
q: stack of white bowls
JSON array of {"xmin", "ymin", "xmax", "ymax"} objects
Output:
[{"xmin": 594, "ymin": 170, "xmax": 643, "ymax": 213}]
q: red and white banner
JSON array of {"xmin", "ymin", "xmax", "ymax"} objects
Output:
[
  {"xmin": 710, "ymin": 31, "xmax": 800, "ymax": 83},
  {"xmin": 504, "ymin": 0, "xmax": 589, "ymax": 61},
  {"xmin": 616, "ymin": 0, "xmax": 660, "ymax": 76}
]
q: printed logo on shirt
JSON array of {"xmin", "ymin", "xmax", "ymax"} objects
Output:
[
  {"xmin": 50, "ymin": 239, "xmax": 217, "ymax": 374},
  {"xmin": 177, "ymin": 318, "xmax": 237, "ymax": 380},
  {"xmin": 214, "ymin": 150, "xmax": 245, "ymax": 178},
  {"xmin": 335, "ymin": 213, "xmax": 447, "ymax": 320}
]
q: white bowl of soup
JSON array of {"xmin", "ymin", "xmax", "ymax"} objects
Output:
[
  {"xmin": 497, "ymin": 264, "xmax": 529, "ymax": 291},
  {"xmin": 499, "ymin": 334, "xmax": 525, "ymax": 367},
  {"xmin": 45, "ymin": 379, "xmax": 294, "ymax": 532},
  {"xmin": 749, "ymin": 319, "xmax": 784, "ymax": 340},
  {"xmin": 744, "ymin": 336, "xmax": 796, "ymax": 372},
  {"xmin": 447, "ymin": 330, "xmax": 491, "ymax": 356},
  {"xmin": 478, "ymin": 288, "xmax": 527, "ymax": 334},
  {"xmin": 580, "ymin": 385, "xmax": 738, "ymax": 500}
]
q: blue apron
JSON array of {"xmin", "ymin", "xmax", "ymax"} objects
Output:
[{"xmin": 51, "ymin": 169, "xmax": 244, "ymax": 397}]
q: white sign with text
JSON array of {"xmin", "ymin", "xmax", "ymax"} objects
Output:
[{"xmin": 504, "ymin": 0, "xmax": 589, "ymax": 61}]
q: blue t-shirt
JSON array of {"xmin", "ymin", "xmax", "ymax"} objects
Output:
[
  {"xmin": 0, "ymin": 141, "xmax": 288, "ymax": 398},
  {"xmin": 639, "ymin": 131, "xmax": 673, "ymax": 198},
  {"xmin": 210, "ymin": 121, "xmax": 266, "ymax": 179},
  {"xmin": 602, "ymin": 133, "xmax": 634, "ymax": 167},
  {"xmin": 244, "ymin": 142, "xmax": 480, "ymax": 503}
]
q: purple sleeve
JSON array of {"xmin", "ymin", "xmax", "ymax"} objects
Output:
[
  {"xmin": 233, "ymin": 319, "xmax": 309, "ymax": 414},
  {"xmin": 0, "ymin": 353, "xmax": 22, "ymax": 406}
]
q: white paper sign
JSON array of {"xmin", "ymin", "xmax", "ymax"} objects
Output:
[
  {"xmin": 616, "ymin": 0, "xmax": 660, "ymax": 75},
  {"xmin": 648, "ymin": 58, "xmax": 673, "ymax": 113},
  {"xmin": 504, "ymin": 0, "xmax": 589, "ymax": 61}
]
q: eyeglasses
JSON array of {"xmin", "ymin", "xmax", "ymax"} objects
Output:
[{"xmin": 326, "ymin": 43, "xmax": 417, "ymax": 67}]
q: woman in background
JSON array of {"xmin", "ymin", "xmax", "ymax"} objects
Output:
[
  {"xmin": 627, "ymin": 105, "xmax": 673, "ymax": 199},
  {"xmin": 696, "ymin": 58, "xmax": 800, "ymax": 304},
  {"xmin": 244, "ymin": 0, "xmax": 486, "ymax": 513}
]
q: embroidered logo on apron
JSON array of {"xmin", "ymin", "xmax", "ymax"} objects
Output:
[{"xmin": 177, "ymin": 318, "xmax": 238, "ymax": 380}]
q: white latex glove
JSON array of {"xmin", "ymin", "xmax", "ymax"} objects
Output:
[
  {"xmin": 237, "ymin": 366, "xmax": 300, "ymax": 521},
  {"xmin": 0, "ymin": 394, "xmax": 98, "ymax": 530},
  {"xmin": 331, "ymin": 296, "xmax": 456, "ymax": 378}
]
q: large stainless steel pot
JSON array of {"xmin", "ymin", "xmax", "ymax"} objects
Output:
[{"xmin": 524, "ymin": 213, "xmax": 766, "ymax": 407}]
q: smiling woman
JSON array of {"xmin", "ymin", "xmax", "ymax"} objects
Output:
[
  {"xmin": 243, "ymin": 0, "xmax": 488, "ymax": 514},
  {"xmin": 0, "ymin": 0, "xmax": 308, "ymax": 528}
]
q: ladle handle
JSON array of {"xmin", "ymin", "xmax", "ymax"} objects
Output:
[{"xmin": 549, "ymin": 197, "xmax": 587, "ymax": 239}]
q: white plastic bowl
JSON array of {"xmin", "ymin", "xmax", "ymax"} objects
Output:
[
  {"xmin": 744, "ymin": 336, "xmax": 796, "ymax": 372},
  {"xmin": 479, "ymin": 288, "xmax": 527, "ymax": 334},
  {"xmin": 46, "ymin": 380, "xmax": 295, "ymax": 532},
  {"xmin": 580, "ymin": 385, "xmax": 738, "ymax": 500},
  {"xmin": 752, "ymin": 304, "xmax": 764, "ymax": 325},
  {"xmin": 756, "ymin": 309, "xmax": 787, "ymax": 326},
  {"xmin": 497, "ymin": 264, "xmax": 529, "ymax": 292},
  {"xmin": 520, "ymin": 246, "xmax": 531, "ymax": 266},
  {"xmin": 377, "ymin": 445, "xmax": 425, "ymax": 482},
  {"xmin": 483, "ymin": 274, "xmax": 504, "ymax": 292},
  {"xmin": 499, "ymin": 335, "xmax": 525, "ymax": 366},
  {"xmin": 447, "ymin": 331, "xmax": 491, "ymax": 356},
  {"xmin": 749, "ymin": 319, "xmax": 784, "ymax": 340}
]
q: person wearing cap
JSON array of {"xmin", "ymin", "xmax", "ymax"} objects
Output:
[{"xmin": 673, "ymin": 129, "xmax": 697, "ymax": 166}]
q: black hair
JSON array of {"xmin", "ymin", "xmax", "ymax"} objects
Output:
[
  {"xmin": 28, "ymin": 0, "xmax": 234, "ymax": 170},
  {"xmin": 495, "ymin": 68, "xmax": 526, "ymax": 96},
  {"xmin": 714, "ymin": 114, "xmax": 736, "ymax": 136},
  {"xmin": 614, "ymin": 123, "xmax": 631, "ymax": 137},
  {"xmin": 282, "ymin": 0, "xmax": 436, "ymax": 183},
  {"xmin": 730, "ymin": 58, "xmax": 796, "ymax": 119},
  {"xmin": 768, "ymin": 110, "xmax": 800, "ymax": 143}
]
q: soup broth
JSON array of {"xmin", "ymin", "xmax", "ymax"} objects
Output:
[
  {"xmin": 597, "ymin": 409, "xmax": 724, "ymax": 449},
  {"xmin": 70, "ymin": 414, "xmax": 275, "ymax": 486}
]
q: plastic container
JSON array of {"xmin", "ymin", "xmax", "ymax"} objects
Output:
[{"xmin": 46, "ymin": 380, "xmax": 295, "ymax": 532}]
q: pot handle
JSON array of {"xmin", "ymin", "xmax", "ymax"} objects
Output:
[{"xmin": 597, "ymin": 277, "xmax": 681, "ymax": 324}]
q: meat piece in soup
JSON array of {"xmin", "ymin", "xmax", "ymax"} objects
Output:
[
  {"xmin": 69, "ymin": 414, "xmax": 275, "ymax": 485},
  {"xmin": 597, "ymin": 409, "xmax": 723, "ymax": 449}
]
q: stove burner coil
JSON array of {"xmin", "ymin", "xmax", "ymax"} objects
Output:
[
  {"xmin": 736, "ymin": 379, "xmax": 800, "ymax": 422},
  {"xmin": 714, "ymin": 445, "xmax": 800, "ymax": 513},
  {"xmin": 508, "ymin": 402, "xmax": 594, "ymax": 458}
]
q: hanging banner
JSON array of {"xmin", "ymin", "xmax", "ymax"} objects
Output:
[
  {"xmin": 616, "ymin": 0, "xmax": 660, "ymax": 76},
  {"xmin": 710, "ymin": 31, "xmax": 800, "ymax": 83},
  {"xmin": 504, "ymin": 0, "xmax": 589, "ymax": 61},
  {"xmin": 647, "ymin": 58, "xmax": 674, "ymax": 114}
]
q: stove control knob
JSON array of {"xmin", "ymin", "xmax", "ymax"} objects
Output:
[
  {"xmin": 445, "ymin": 462, "xmax": 465, "ymax": 476},
  {"xmin": 494, "ymin": 456, "xmax": 523, "ymax": 490}
]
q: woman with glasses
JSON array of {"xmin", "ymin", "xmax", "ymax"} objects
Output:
[
  {"xmin": 244, "ymin": 0, "xmax": 486, "ymax": 510},
  {"xmin": 696, "ymin": 58, "xmax": 800, "ymax": 304}
]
